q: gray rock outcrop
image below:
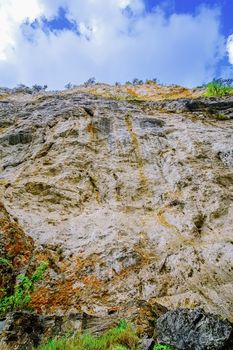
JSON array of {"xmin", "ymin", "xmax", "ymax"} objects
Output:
[
  {"xmin": 156, "ymin": 308, "xmax": 233, "ymax": 350},
  {"xmin": 0, "ymin": 86, "xmax": 232, "ymax": 324}
]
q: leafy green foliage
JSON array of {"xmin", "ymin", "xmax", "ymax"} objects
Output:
[
  {"xmin": 31, "ymin": 261, "xmax": 49, "ymax": 283},
  {"xmin": 36, "ymin": 321, "xmax": 139, "ymax": 350},
  {"xmin": 0, "ymin": 261, "xmax": 48, "ymax": 314},
  {"xmin": 153, "ymin": 344, "xmax": 173, "ymax": 350},
  {"xmin": 0, "ymin": 257, "xmax": 11, "ymax": 267},
  {"xmin": 205, "ymin": 79, "xmax": 233, "ymax": 97}
]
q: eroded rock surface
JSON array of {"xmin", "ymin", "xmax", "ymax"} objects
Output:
[
  {"xmin": 157, "ymin": 308, "xmax": 233, "ymax": 350},
  {"xmin": 0, "ymin": 87, "xmax": 233, "ymax": 324}
]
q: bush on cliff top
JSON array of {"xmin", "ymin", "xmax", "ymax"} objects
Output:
[{"xmin": 205, "ymin": 79, "xmax": 233, "ymax": 97}]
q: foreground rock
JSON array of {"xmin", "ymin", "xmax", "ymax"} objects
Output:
[
  {"xmin": 0, "ymin": 301, "xmax": 165, "ymax": 349},
  {"xmin": 0, "ymin": 311, "xmax": 83, "ymax": 349},
  {"xmin": 0, "ymin": 85, "xmax": 233, "ymax": 323},
  {"xmin": 157, "ymin": 308, "xmax": 233, "ymax": 350}
]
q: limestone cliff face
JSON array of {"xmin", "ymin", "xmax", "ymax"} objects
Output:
[{"xmin": 0, "ymin": 85, "xmax": 233, "ymax": 323}]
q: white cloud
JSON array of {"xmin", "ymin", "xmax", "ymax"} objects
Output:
[
  {"xmin": 0, "ymin": 0, "xmax": 227, "ymax": 88},
  {"xmin": 227, "ymin": 34, "xmax": 233, "ymax": 65},
  {"xmin": 0, "ymin": 0, "xmax": 43, "ymax": 60}
]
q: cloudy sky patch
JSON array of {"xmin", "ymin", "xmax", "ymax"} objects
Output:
[{"xmin": 0, "ymin": 0, "xmax": 232, "ymax": 89}]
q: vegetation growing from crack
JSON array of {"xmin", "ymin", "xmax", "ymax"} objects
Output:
[
  {"xmin": 36, "ymin": 320, "xmax": 139, "ymax": 350},
  {"xmin": 0, "ymin": 261, "xmax": 48, "ymax": 314}
]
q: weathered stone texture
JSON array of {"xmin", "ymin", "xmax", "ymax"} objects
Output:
[
  {"xmin": 157, "ymin": 308, "xmax": 233, "ymax": 350},
  {"xmin": 0, "ymin": 88, "xmax": 233, "ymax": 322}
]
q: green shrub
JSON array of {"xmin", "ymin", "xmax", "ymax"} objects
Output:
[
  {"xmin": 0, "ymin": 257, "xmax": 11, "ymax": 267},
  {"xmin": 153, "ymin": 345, "xmax": 173, "ymax": 350},
  {"xmin": 0, "ymin": 261, "xmax": 48, "ymax": 314},
  {"xmin": 36, "ymin": 321, "xmax": 139, "ymax": 350},
  {"xmin": 205, "ymin": 80, "xmax": 233, "ymax": 97}
]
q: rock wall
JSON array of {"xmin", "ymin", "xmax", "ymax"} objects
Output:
[{"xmin": 0, "ymin": 87, "xmax": 233, "ymax": 324}]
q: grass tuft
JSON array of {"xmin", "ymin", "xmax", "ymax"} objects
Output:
[
  {"xmin": 153, "ymin": 345, "xmax": 173, "ymax": 350},
  {"xmin": 36, "ymin": 321, "xmax": 139, "ymax": 350}
]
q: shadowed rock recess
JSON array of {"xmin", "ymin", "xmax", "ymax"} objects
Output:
[{"xmin": 0, "ymin": 85, "xmax": 233, "ymax": 346}]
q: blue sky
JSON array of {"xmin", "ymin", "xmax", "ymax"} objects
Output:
[
  {"xmin": 145, "ymin": 0, "xmax": 232, "ymax": 35},
  {"xmin": 0, "ymin": 0, "xmax": 232, "ymax": 89}
]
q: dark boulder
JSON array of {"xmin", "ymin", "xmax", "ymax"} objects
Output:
[
  {"xmin": 0, "ymin": 312, "xmax": 45, "ymax": 349},
  {"xmin": 0, "ymin": 311, "xmax": 83, "ymax": 349},
  {"xmin": 156, "ymin": 308, "xmax": 233, "ymax": 350}
]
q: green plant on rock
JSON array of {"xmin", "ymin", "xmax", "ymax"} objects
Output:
[
  {"xmin": 205, "ymin": 80, "xmax": 233, "ymax": 97},
  {"xmin": 0, "ymin": 257, "xmax": 12, "ymax": 267},
  {"xmin": 153, "ymin": 344, "xmax": 173, "ymax": 350},
  {"xmin": 36, "ymin": 321, "xmax": 139, "ymax": 350},
  {"xmin": 0, "ymin": 261, "xmax": 48, "ymax": 314}
]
